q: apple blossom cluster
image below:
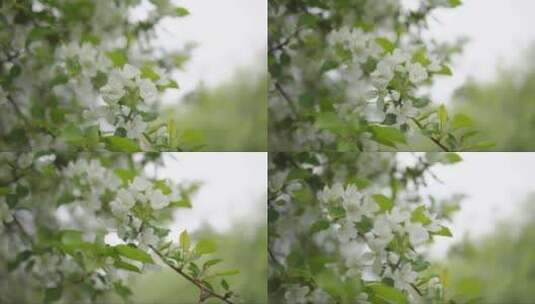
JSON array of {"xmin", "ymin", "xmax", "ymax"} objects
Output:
[
  {"xmin": 325, "ymin": 26, "xmax": 447, "ymax": 149},
  {"xmin": 1, "ymin": 152, "xmax": 229, "ymax": 302},
  {"xmin": 315, "ymin": 183, "xmax": 447, "ymax": 299},
  {"xmin": 62, "ymin": 157, "xmax": 182, "ymax": 248},
  {"xmin": 268, "ymin": 152, "xmax": 459, "ymax": 303},
  {"xmin": 0, "ymin": 0, "xmax": 186, "ymax": 151},
  {"xmin": 54, "ymin": 40, "xmax": 174, "ymax": 145},
  {"xmin": 268, "ymin": 0, "xmax": 467, "ymax": 151}
]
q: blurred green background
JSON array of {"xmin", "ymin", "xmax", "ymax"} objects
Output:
[
  {"xmin": 450, "ymin": 46, "xmax": 535, "ymax": 151},
  {"xmin": 121, "ymin": 223, "xmax": 267, "ymax": 304},
  {"xmin": 435, "ymin": 195, "xmax": 535, "ymax": 303},
  {"xmin": 165, "ymin": 68, "xmax": 267, "ymax": 151}
]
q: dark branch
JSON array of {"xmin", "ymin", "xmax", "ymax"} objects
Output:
[
  {"xmin": 149, "ymin": 245, "xmax": 234, "ymax": 304},
  {"xmin": 274, "ymin": 82, "xmax": 298, "ymax": 117}
]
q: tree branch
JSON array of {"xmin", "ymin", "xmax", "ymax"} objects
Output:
[
  {"xmin": 410, "ymin": 117, "xmax": 450, "ymax": 152},
  {"xmin": 7, "ymin": 94, "xmax": 31, "ymax": 127},
  {"xmin": 429, "ymin": 136, "xmax": 449, "ymax": 152},
  {"xmin": 274, "ymin": 82, "xmax": 298, "ymax": 117},
  {"xmin": 149, "ymin": 245, "xmax": 234, "ymax": 304},
  {"xmin": 269, "ymin": 28, "xmax": 301, "ymax": 53}
]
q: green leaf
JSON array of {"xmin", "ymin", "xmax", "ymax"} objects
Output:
[
  {"xmin": 372, "ymin": 194, "xmax": 394, "ymax": 212},
  {"xmin": 436, "ymin": 65, "xmax": 453, "ymax": 76},
  {"xmin": 444, "ymin": 153, "xmax": 463, "ymax": 164},
  {"xmin": 175, "ymin": 7, "xmax": 190, "ymax": 17},
  {"xmin": 433, "ymin": 225, "xmax": 453, "ymax": 237},
  {"xmin": 179, "ymin": 230, "xmax": 190, "ymax": 251},
  {"xmin": 44, "ymin": 286, "xmax": 63, "ymax": 303},
  {"xmin": 195, "ymin": 239, "xmax": 217, "ymax": 255},
  {"xmin": 438, "ymin": 104, "xmax": 448, "ymax": 130},
  {"xmin": 153, "ymin": 180, "xmax": 172, "ymax": 195},
  {"xmin": 221, "ymin": 279, "xmax": 229, "ymax": 290},
  {"xmin": 6, "ymin": 193, "xmax": 18, "ymax": 208},
  {"xmin": 316, "ymin": 112, "xmax": 346, "ymax": 133},
  {"xmin": 310, "ymin": 220, "xmax": 330, "ymax": 234},
  {"xmin": 412, "ymin": 48, "xmax": 431, "ymax": 66},
  {"xmin": 7, "ymin": 250, "xmax": 33, "ymax": 272},
  {"xmin": 451, "ymin": 113, "xmax": 473, "ymax": 130},
  {"xmin": 375, "ymin": 37, "xmax": 395, "ymax": 53},
  {"xmin": 0, "ymin": 187, "xmax": 10, "ymax": 196},
  {"xmin": 114, "ymin": 168, "xmax": 137, "ymax": 185},
  {"xmin": 448, "ymin": 0, "xmax": 463, "ymax": 7},
  {"xmin": 16, "ymin": 184, "xmax": 29, "ymax": 198},
  {"xmin": 207, "ymin": 269, "xmax": 240, "ymax": 278},
  {"xmin": 298, "ymin": 14, "xmax": 318, "ymax": 27},
  {"xmin": 104, "ymin": 136, "xmax": 140, "ymax": 152},
  {"xmin": 203, "ymin": 259, "xmax": 223, "ymax": 270},
  {"xmin": 115, "ymin": 244, "xmax": 154, "ymax": 264},
  {"xmin": 366, "ymin": 283, "xmax": 408, "ymax": 304},
  {"xmin": 9, "ymin": 65, "xmax": 22, "ymax": 79},
  {"xmin": 106, "ymin": 50, "xmax": 128, "ymax": 67},
  {"xmin": 320, "ymin": 60, "xmax": 339, "ymax": 73},
  {"xmin": 61, "ymin": 230, "xmax": 83, "ymax": 247},
  {"xmin": 114, "ymin": 260, "xmax": 141, "ymax": 273},
  {"xmin": 60, "ymin": 123, "xmax": 84, "ymax": 146},
  {"xmin": 411, "ymin": 206, "xmax": 432, "ymax": 225},
  {"xmin": 140, "ymin": 65, "xmax": 160, "ymax": 81},
  {"xmin": 168, "ymin": 119, "xmax": 178, "ymax": 148},
  {"xmin": 369, "ymin": 125, "xmax": 407, "ymax": 148}
]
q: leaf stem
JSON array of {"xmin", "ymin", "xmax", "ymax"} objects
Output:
[
  {"xmin": 410, "ymin": 117, "xmax": 450, "ymax": 152},
  {"xmin": 149, "ymin": 245, "xmax": 234, "ymax": 304}
]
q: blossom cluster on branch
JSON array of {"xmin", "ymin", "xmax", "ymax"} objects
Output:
[
  {"xmin": 0, "ymin": 152, "xmax": 239, "ymax": 303},
  {"xmin": 0, "ymin": 0, "xmax": 190, "ymax": 151},
  {"xmin": 269, "ymin": 0, "xmax": 489, "ymax": 151},
  {"xmin": 268, "ymin": 152, "xmax": 463, "ymax": 303}
]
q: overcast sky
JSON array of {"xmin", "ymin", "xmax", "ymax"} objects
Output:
[
  {"xmin": 154, "ymin": 0, "xmax": 266, "ymax": 98},
  {"xmin": 156, "ymin": 153, "xmax": 266, "ymax": 235},
  {"xmin": 411, "ymin": 153, "xmax": 535, "ymax": 258},
  {"xmin": 423, "ymin": 0, "xmax": 535, "ymax": 103}
]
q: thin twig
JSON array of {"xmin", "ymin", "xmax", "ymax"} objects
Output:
[
  {"xmin": 268, "ymin": 28, "xmax": 302, "ymax": 53},
  {"xmin": 7, "ymin": 95, "xmax": 30, "ymax": 127},
  {"xmin": 429, "ymin": 136, "xmax": 449, "ymax": 152},
  {"xmin": 149, "ymin": 245, "xmax": 234, "ymax": 304},
  {"xmin": 268, "ymin": 247, "xmax": 284, "ymax": 269},
  {"xmin": 274, "ymin": 82, "xmax": 298, "ymax": 117},
  {"xmin": 12, "ymin": 213, "xmax": 34, "ymax": 246},
  {"xmin": 410, "ymin": 117, "xmax": 449, "ymax": 152}
]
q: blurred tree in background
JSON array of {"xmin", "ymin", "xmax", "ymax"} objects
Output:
[
  {"xmin": 440, "ymin": 195, "xmax": 535, "ymax": 303},
  {"xmin": 129, "ymin": 223, "xmax": 267, "ymax": 304},
  {"xmin": 452, "ymin": 46, "xmax": 535, "ymax": 151},
  {"xmin": 165, "ymin": 69, "xmax": 267, "ymax": 151}
]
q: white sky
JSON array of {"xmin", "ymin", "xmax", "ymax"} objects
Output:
[
  {"xmin": 424, "ymin": 0, "xmax": 535, "ymax": 103},
  {"xmin": 414, "ymin": 153, "xmax": 535, "ymax": 258},
  {"xmin": 155, "ymin": 153, "xmax": 267, "ymax": 235},
  {"xmin": 154, "ymin": 0, "xmax": 266, "ymax": 98}
]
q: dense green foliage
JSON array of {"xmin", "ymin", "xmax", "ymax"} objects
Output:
[
  {"xmin": 268, "ymin": 0, "xmax": 487, "ymax": 151},
  {"xmin": 442, "ymin": 197, "xmax": 535, "ymax": 303},
  {"xmin": 166, "ymin": 70, "xmax": 267, "ymax": 151},
  {"xmin": 0, "ymin": 152, "xmax": 241, "ymax": 303},
  {"xmin": 268, "ymin": 152, "xmax": 462, "ymax": 303},
  {"xmin": 0, "ymin": 0, "xmax": 244, "ymax": 151},
  {"xmin": 452, "ymin": 47, "xmax": 535, "ymax": 151}
]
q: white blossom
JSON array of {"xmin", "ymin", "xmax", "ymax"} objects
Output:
[
  {"xmin": 405, "ymin": 222, "xmax": 429, "ymax": 246},
  {"xmin": 138, "ymin": 78, "xmax": 158, "ymax": 103},
  {"xmin": 149, "ymin": 189, "xmax": 169, "ymax": 210},
  {"xmin": 407, "ymin": 62, "xmax": 428, "ymax": 84},
  {"xmin": 126, "ymin": 115, "xmax": 148, "ymax": 139},
  {"xmin": 284, "ymin": 285, "xmax": 309, "ymax": 304},
  {"xmin": 131, "ymin": 176, "xmax": 151, "ymax": 192}
]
